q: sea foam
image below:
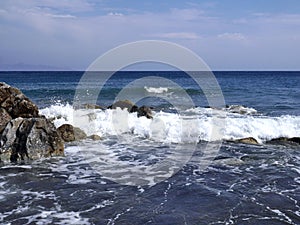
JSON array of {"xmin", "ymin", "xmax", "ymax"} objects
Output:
[{"xmin": 40, "ymin": 104, "xmax": 300, "ymax": 144}]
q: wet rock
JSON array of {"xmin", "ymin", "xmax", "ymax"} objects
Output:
[
  {"xmin": 137, "ymin": 105, "xmax": 153, "ymax": 119},
  {"xmin": 83, "ymin": 104, "xmax": 105, "ymax": 110},
  {"xmin": 88, "ymin": 134, "xmax": 102, "ymax": 141},
  {"xmin": 0, "ymin": 82, "xmax": 39, "ymax": 118},
  {"xmin": 266, "ymin": 137, "xmax": 300, "ymax": 146},
  {"xmin": 108, "ymin": 100, "xmax": 153, "ymax": 119},
  {"xmin": 57, "ymin": 124, "xmax": 87, "ymax": 142},
  {"xmin": 0, "ymin": 118, "xmax": 64, "ymax": 162},
  {"xmin": 108, "ymin": 100, "xmax": 138, "ymax": 113},
  {"xmin": 234, "ymin": 137, "xmax": 259, "ymax": 145},
  {"xmin": 0, "ymin": 108, "xmax": 12, "ymax": 133}
]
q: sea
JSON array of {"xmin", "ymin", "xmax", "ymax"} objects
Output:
[{"xmin": 0, "ymin": 71, "xmax": 299, "ymax": 225}]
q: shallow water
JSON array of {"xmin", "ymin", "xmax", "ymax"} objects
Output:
[{"xmin": 1, "ymin": 140, "xmax": 299, "ymax": 224}]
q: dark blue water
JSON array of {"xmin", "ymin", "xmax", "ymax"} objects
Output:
[
  {"xmin": 0, "ymin": 71, "xmax": 299, "ymax": 116},
  {"xmin": 0, "ymin": 71, "xmax": 300, "ymax": 225}
]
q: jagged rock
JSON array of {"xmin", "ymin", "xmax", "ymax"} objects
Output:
[
  {"xmin": 235, "ymin": 137, "xmax": 259, "ymax": 145},
  {"xmin": 57, "ymin": 124, "xmax": 87, "ymax": 142},
  {"xmin": 0, "ymin": 118, "xmax": 64, "ymax": 162},
  {"xmin": 137, "ymin": 105, "xmax": 153, "ymax": 119},
  {"xmin": 88, "ymin": 134, "xmax": 102, "ymax": 141},
  {"xmin": 108, "ymin": 100, "xmax": 153, "ymax": 119},
  {"xmin": 0, "ymin": 82, "xmax": 39, "ymax": 118},
  {"xmin": 108, "ymin": 100, "xmax": 138, "ymax": 113},
  {"xmin": 0, "ymin": 108, "xmax": 12, "ymax": 133},
  {"xmin": 266, "ymin": 137, "xmax": 300, "ymax": 146}
]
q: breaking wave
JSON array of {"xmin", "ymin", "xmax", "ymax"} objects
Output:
[{"xmin": 40, "ymin": 103, "xmax": 300, "ymax": 144}]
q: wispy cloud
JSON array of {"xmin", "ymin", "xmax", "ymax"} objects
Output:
[
  {"xmin": 152, "ymin": 32, "xmax": 200, "ymax": 39},
  {"xmin": 218, "ymin": 32, "xmax": 246, "ymax": 41},
  {"xmin": 1, "ymin": 0, "xmax": 300, "ymax": 70}
]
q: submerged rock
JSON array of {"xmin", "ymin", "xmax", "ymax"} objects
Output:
[
  {"xmin": 57, "ymin": 124, "xmax": 87, "ymax": 142},
  {"xmin": 266, "ymin": 137, "xmax": 300, "ymax": 146},
  {"xmin": 0, "ymin": 118, "xmax": 64, "ymax": 162},
  {"xmin": 0, "ymin": 82, "xmax": 39, "ymax": 118}
]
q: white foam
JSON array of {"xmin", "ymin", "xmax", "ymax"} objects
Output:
[
  {"xmin": 144, "ymin": 86, "xmax": 168, "ymax": 94},
  {"xmin": 40, "ymin": 104, "xmax": 300, "ymax": 143}
]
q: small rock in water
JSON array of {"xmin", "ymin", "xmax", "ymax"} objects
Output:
[
  {"xmin": 88, "ymin": 134, "xmax": 102, "ymax": 141},
  {"xmin": 57, "ymin": 124, "xmax": 87, "ymax": 142},
  {"xmin": 235, "ymin": 137, "xmax": 259, "ymax": 145}
]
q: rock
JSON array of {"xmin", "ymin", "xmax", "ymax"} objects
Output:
[
  {"xmin": 0, "ymin": 108, "xmax": 12, "ymax": 133},
  {"xmin": 0, "ymin": 118, "xmax": 64, "ymax": 162},
  {"xmin": 57, "ymin": 124, "xmax": 87, "ymax": 142},
  {"xmin": 108, "ymin": 100, "xmax": 153, "ymax": 119},
  {"xmin": 0, "ymin": 82, "xmax": 39, "ymax": 118},
  {"xmin": 137, "ymin": 105, "xmax": 153, "ymax": 119},
  {"xmin": 83, "ymin": 104, "xmax": 105, "ymax": 110},
  {"xmin": 88, "ymin": 134, "xmax": 102, "ymax": 141},
  {"xmin": 266, "ymin": 137, "xmax": 300, "ymax": 146},
  {"xmin": 235, "ymin": 137, "xmax": 259, "ymax": 145},
  {"xmin": 289, "ymin": 137, "xmax": 300, "ymax": 144},
  {"xmin": 108, "ymin": 100, "xmax": 138, "ymax": 113}
]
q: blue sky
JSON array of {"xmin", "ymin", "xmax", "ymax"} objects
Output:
[{"xmin": 1, "ymin": 0, "xmax": 300, "ymax": 70}]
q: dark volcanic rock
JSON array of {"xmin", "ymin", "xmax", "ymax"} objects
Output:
[
  {"xmin": 108, "ymin": 100, "xmax": 138, "ymax": 113},
  {"xmin": 0, "ymin": 118, "xmax": 64, "ymax": 162},
  {"xmin": 57, "ymin": 124, "xmax": 87, "ymax": 142},
  {"xmin": 137, "ymin": 105, "xmax": 153, "ymax": 119},
  {"xmin": 0, "ymin": 82, "xmax": 39, "ymax": 118},
  {"xmin": 266, "ymin": 137, "xmax": 300, "ymax": 146}
]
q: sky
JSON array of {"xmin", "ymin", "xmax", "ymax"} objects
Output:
[{"xmin": 1, "ymin": 0, "xmax": 300, "ymax": 71}]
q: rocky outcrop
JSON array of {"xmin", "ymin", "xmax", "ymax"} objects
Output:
[
  {"xmin": 0, "ymin": 82, "xmax": 64, "ymax": 162},
  {"xmin": 0, "ymin": 118, "xmax": 64, "ymax": 162},
  {"xmin": 108, "ymin": 100, "xmax": 153, "ymax": 119},
  {"xmin": 57, "ymin": 124, "xmax": 87, "ymax": 142},
  {"xmin": 266, "ymin": 137, "xmax": 300, "ymax": 146},
  {"xmin": 0, "ymin": 82, "xmax": 39, "ymax": 118}
]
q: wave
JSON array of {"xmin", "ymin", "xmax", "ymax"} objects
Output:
[
  {"xmin": 40, "ymin": 104, "xmax": 300, "ymax": 144},
  {"xmin": 144, "ymin": 86, "xmax": 169, "ymax": 94},
  {"xmin": 224, "ymin": 105, "xmax": 258, "ymax": 115}
]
